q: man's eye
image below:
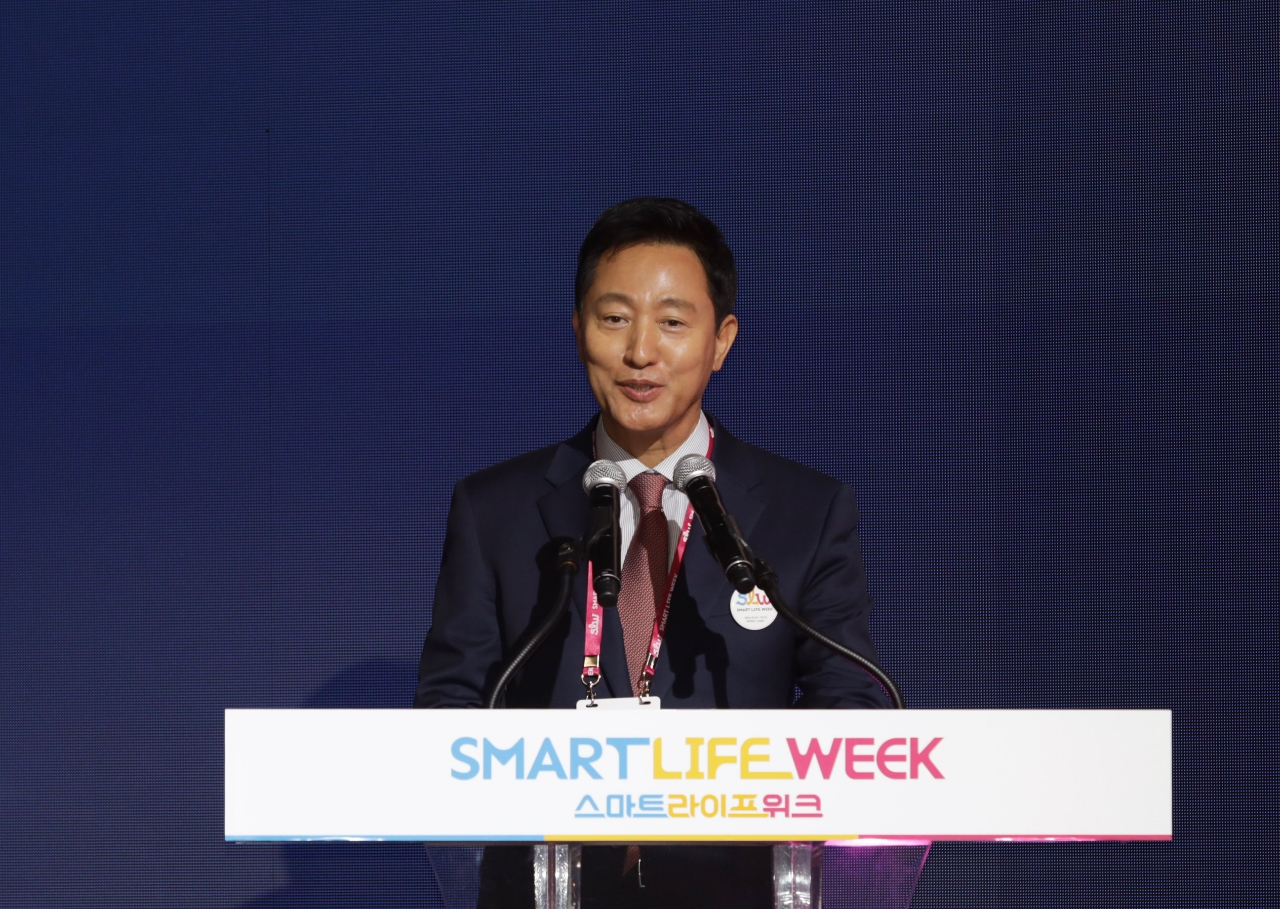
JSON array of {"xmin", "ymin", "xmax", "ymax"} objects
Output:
[{"xmin": 603, "ymin": 315, "xmax": 626, "ymax": 324}]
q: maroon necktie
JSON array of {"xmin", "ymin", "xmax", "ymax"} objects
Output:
[{"xmin": 617, "ymin": 472, "xmax": 669, "ymax": 695}]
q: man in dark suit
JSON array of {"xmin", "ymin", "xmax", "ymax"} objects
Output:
[{"xmin": 415, "ymin": 198, "xmax": 888, "ymax": 907}]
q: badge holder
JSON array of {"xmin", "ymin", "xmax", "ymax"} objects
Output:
[{"xmin": 578, "ymin": 651, "xmax": 661, "ymax": 708}]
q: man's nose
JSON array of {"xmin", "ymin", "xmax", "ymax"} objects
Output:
[{"xmin": 623, "ymin": 320, "xmax": 659, "ymax": 367}]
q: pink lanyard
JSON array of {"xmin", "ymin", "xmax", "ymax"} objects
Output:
[{"xmin": 582, "ymin": 428, "xmax": 715, "ymax": 699}]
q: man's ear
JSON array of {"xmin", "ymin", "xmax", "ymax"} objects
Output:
[{"xmin": 711, "ymin": 314, "xmax": 739, "ymax": 371}]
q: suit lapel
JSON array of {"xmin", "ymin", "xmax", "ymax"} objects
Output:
[
  {"xmin": 536, "ymin": 433, "xmax": 592, "ymax": 552},
  {"xmin": 535, "ymin": 419, "xmax": 632, "ymax": 700},
  {"xmin": 708, "ymin": 417, "xmax": 766, "ymax": 546},
  {"xmin": 651, "ymin": 416, "xmax": 767, "ymax": 701}
]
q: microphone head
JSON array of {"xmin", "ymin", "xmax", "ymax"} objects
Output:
[
  {"xmin": 672, "ymin": 454, "xmax": 716, "ymax": 492},
  {"xmin": 582, "ymin": 459, "xmax": 626, "ymax": 494}
]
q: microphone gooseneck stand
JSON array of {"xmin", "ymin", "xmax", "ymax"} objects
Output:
[
  {"xmin": 485, "ymin": 540, "xmax": 582, "ymax": 710},
  {"xmin": 753, "ymin": 557, "xmax": 906, "ymax": 710},
  {"xmin": 483, "ymin": 541, "xmax": 904, "ymax": 709}
]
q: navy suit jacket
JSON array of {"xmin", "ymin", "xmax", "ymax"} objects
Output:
[{"xmin": 414, "ymin": 415, "xmax": 889, "ymax": 710}]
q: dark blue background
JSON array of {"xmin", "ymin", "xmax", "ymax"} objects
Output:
[{"xmin": 2, "ymin": 3, "xmax": 1275, "ymax": 906}]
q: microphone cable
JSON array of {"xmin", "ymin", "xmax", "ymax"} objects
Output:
[
  {"xmin": 485, "ymin": 539, "xmax": 582, "ymax": 709},
  {"xmin": 754, "ymin": 557, "xmax": 905, "ymax": 710}
]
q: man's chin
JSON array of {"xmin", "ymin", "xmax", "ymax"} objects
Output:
[{"xmin": 601, "ymin": 406, "xmax": 675, "ymax": 439}]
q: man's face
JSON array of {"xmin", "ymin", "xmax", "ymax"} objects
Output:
[{"xmin": 574, "ymin": 243, "xmax": 738, "ymax": 452}]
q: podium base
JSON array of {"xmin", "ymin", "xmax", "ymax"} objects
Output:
[
  {"xmin": 774, "ymin": 842, "xmax": 821, "ymax": 908},
  {"xmin": 534, "ymin": 844, "xmax": 582, "ymax": 909},
  {"xmin": 821, "ymin": 841, "xmax": 931, "ymax": 909},
  {"xmin": 425, "ymin": 846, "xmax": 484, "ymax": 909},
  {"xmin": 427, "ymin": 841, "xmax": 929, "ymax": 909}
]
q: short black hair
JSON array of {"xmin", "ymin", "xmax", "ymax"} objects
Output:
[{"xmin": 575, "ymin": 197, "xmax": 736, "ymax": 325}]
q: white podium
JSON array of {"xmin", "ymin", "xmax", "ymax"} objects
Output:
[{"xmin": 225, "ymin": 709, "xmax": 1171, "ymax": 907}]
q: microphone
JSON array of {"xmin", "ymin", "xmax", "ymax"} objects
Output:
[
  {"xmin": 672, "ymin": 455, "xmax": 756, "ymax": 594},
  {"xmin": 582, "ymin": 459, "xmax": 625, "ymax": 607}
]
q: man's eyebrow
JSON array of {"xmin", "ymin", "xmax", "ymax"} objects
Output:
[
  {"xmin": 590, "ymin": 292, "xmax": 634, "ymax": 305},
  {"xmin": 657, "ymin": 296, "xmax": 696, "ymax": 312}
]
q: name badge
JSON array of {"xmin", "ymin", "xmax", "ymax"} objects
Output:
[
  {"xmin": 576, "ymin": 696, "xmax": 662, "ymax": 710},
  {"xmin": 730, "ymin": 587, "xmax": 778, "ymax": 630}
]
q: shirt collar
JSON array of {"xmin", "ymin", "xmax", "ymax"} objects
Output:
[{"xmin": 595, "ymin": 411, "xmax": 711, "ymax": 484}]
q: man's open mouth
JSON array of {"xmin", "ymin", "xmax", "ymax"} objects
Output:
[{"xmin": 617, "ymin": 380, "xmax": 664, "ymax": 400}]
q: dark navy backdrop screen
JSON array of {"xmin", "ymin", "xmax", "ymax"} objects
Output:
[{"xmin": 2, "ymin": 3, "xmax": 1275, "ymax": 907}]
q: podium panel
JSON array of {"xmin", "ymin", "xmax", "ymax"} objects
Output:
[
  {"xmin": 424, "ymin": 842, "xmax": 930, "ymax": 909},
  {"xmin": 225, "ymin": 709, "xmax": 1171, "ymax": 843}
]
